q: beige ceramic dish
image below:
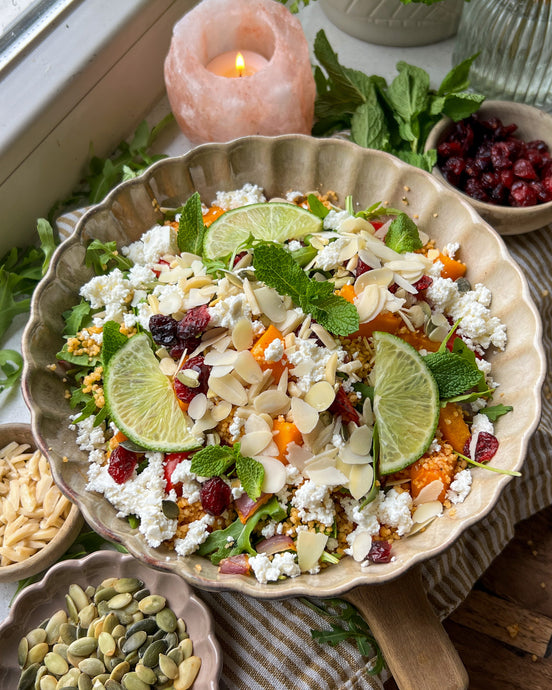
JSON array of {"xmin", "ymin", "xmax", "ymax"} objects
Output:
[
  {"xmin": 0, "ymin": 550, "xmax": 222, "ymax": 688},
  {"xmin": 22, "ymin": 135, "xmax": 545, "ymax": 689},
  {"xmin": 0, "ymin": 423, "xmax": 83, "ymax": 583},
  {"xmin": 425, "ymin": 100, "xmax": 552, "ymax": 235}
]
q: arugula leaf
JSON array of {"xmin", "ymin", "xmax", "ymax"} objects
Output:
[
  {"xmin": 481, "ymin": 404, "xmax": 513, "ymax": 423},
  {"xmin": 56, "ymin": 342, "xmax": 97, "ymax": 367},
  {"xmin": 190, "ymin": 445, "xmax": 236, "ymax": 477},
  {"xmin": 0, "ymin": 268, "xmax": 31, "ymax": 339},
  {"xmin": 101, "ymin": 321, "xmax": 128, "ymax": 368},
  {"xmin": 85, "ymin": 239, "xmax": 133, "ymax": 275},
  {"xmin": 252, "ymin": 242, "xmax": 359, "ymax": 336},
  {"xmin": 198, "ymin": 496, "xmax": 285, "ymax": 565},
  {"xmin": 0, "ymin": 350, "xmax": 23, "ymax": 393},
  {"xmin": 384, "ymin": 213, "xmax": 423, "ymax": 253},
  {"xmin": 63, "ymin": 301, "xmax": 92, "ymax": 336},
  {"xmin": 177, "ymin": 192, "xmax": 206, "ymax": 255}
]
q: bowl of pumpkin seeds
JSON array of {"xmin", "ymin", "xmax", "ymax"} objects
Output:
[{"xmin": 0, "ymin": 550, "xmax": 222, "ymax": 689}]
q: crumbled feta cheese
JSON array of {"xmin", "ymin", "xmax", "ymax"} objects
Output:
[
  {"xmin": 446, "ymin": 469, "xmax": 472, "ymax": 504},
  {"xmin": 215, "ymin": 183, "xmax": 266, "ymax": 210},
  {"xmin": 376, "ymin": 488, "xmax": 413, "ymax": 536},
  {"xmin": 323, "ymin": 209, "xmax": 350, "ymax": 231},
  {"xmin": 142, "ymin": 226, "xmax": 179, "ymax": 264},
  {"xmin": 248, "ymin": 552, "xmax": 300, "ymax": 584},
  {"xmin": 261, "ymin": 521, "xmax": 277, "ymax": 539},
  {"xmin": 471, "ymin": 413, "xmax": 494, "ymax": 436},
  {"xmin": 127, "ymin": 264, "xmax": 156, "ymax": 289},
  {"xmin": 208, "ymin": 294, "xmax": 252, "ymax": 330},
  {"xmin": 442, "ymin": 242, "xmax": 460, "ymax": 259},
  {"xmin": 80, "ymin": 268, "xmax": 131, "ymax": 311},
  {"xmin": 228, "ymin": 413, "xmax": 245, "ymax": 441},
  {"xmin": 314, "ymin": 237, "xmax": 350, "ymax": 271},
  {"xmin": 287, "ymin": 239, "xmax": 302, "ymax": 252},
  {"xmin": 169, "ymin": 458, "xmax": 202, "ymax": 504},
  {"xmin": 87, "ymin": 452, "xmax": 177, "ymax": 547},
  {"xmin": 71, "ymin": 415, "xmax": 108, "ymax": 453},
  {"xmin": 285, "ymin": 190, "xmax": 303, "ymax": 203},
  {"xmin": 291, "ymin": 480, "xmax": 335, "ymax": 526},
  {"xmin": 264, "ymin": 338, "xmax": 284, "ymax": 362},
  {"xmin": 286, "ymin": 336, "xmax": 347, "ymax": 395},
  {"xmin": 174, "ymin": 514, "xmax": 215, "ymax": 556}
]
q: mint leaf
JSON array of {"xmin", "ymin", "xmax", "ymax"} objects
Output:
[
  {"xmin": 190, "ymin": 445, "xmax": 236, "ymax": 477},
  {"xmin": 235, "ymin": 454, "xmax": 265, "ymax": 501},
  {"xmin": 351, "ymin": 100, "xmax": 390, "ymax": 150},
  {"xmin": 307, "ymin": 194, "xmax": 330, "ymax": 219},
  {"xmin": 102, "ymin": 321, "xmax": 129, "ymax": 368},
  {"xmin": 481, "ymin": 404, "xmax": 513, "ymax": 423},
  {"xmin": 388, "ymin": 61, "xmax": 429, "ymax": 129},
  {"xmin": 85, "ymin": 239, "xmax": 133, "ymax": 275},
  {"xmin": 0, "ymin": 349, "xmax": 23, "ymax": 393},
  {"xmin": 252, "ymin": 243, "xmax": 359, "ymax": 336},
  {"xmin": 393, "ymin": 148, "xmax": 437, "ymax": 173},
  {"xmin": 384, "ymin": 213, "xmax": 422, "ymax": 253},
  {"xmin": 177, "ymin": 192, "xmax": 206, "ymax": 255},
  {"xmin": 438, "ymin": 53, "xmax": 481, "ymax": 96},
  {"xmin": 356, "ymin": 202, "xmax": 402, "ymax": 221},
  {"xmin": 424, "ymin": 350, "xmax": 484, "ymax": 399},
  {"xmin": 442, "ymin": 92, "xmax": 486, "ymax": 122}
]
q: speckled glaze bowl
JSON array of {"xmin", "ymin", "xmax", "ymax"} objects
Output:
[
  {"xmin": 21, "ymin": 135, "xmax": 545, "ymax": 689},
  {"xmin": 0, "ymin": 423, "xmax": 83, "ymax": 583},
  {"xmin": 425, "ymin": 100, "xmax": 552, "ymax": 235},
  {"xmin": 0, "ymin": 550, "xmax": 222, "ymax": 688}
]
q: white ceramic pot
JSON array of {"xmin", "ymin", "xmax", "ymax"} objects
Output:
[{"xmin": 320, "ymin": 0, "xmax": 464, "ymax": 46}]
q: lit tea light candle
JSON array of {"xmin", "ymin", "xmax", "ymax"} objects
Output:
[
  {"xmin": 164, "ymin": 0, "xmax": 315, "ymax": 144},
  {"xmin": 206, "ymin": 50, "xmax": 269, "ymax": 78}
]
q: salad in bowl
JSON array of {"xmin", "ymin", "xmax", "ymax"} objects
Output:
[{"xmin": 58, "ymin": 181, "xmax": 515, "ymax": 585}]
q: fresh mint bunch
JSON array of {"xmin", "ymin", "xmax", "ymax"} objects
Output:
[{"xmin": 313, "ymin": 30, "xmax": 484, "ymax": 171}]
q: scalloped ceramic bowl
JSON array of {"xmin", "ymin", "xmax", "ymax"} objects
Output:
[
  {"xmin": 0, "ymin": 550, "xmax": 222, "ymax": 688},
  {"xmin": 425, "ymin": 100, "xmax": 552, "ymax": 235},
  {"xmin": 0, "ymin": 423, "xmax": 83, "ymax": 583},
  {"xmin": 21, "ymin": 135, "xmax": 545, "ymax": 687}
]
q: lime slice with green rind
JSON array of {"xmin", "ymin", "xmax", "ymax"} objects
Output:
[
  {"xmin": 373, "ymin": 331, "xmax": 440, "ymax": 475},
  {"xmin": 104, "ymin": 334, "xmax": 201, "ymax": 452},
  {"xmin": 203, "ymin": 202, "xmax": 323, "ymax": 259}
]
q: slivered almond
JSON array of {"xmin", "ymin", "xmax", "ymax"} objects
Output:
[
  {"xmin": 242, "ymin": 278, "xmax": 261, "ymax": 315},
  {"xmin": 43, "ymin": 486, "xmax": 60, "ymax": 517},
  {"xmin": 232, "ymin": 319, "xmax": 253, "ymax": 351},
  {"xmin": 297, "ymin": 315, "xmax": 312, "ymax": 340},
  {"xmin": 324, "ymin": 352, "xmax": 339, "ymax": 386},
  {"xmin": 277, "ymin": 368, "xmax": 289, "ymax": 394}
]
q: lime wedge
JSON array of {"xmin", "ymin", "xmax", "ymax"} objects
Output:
[
  {"xmin": 203, "ymin": 202, "xmax": 323, "ymax": 259},
  {"xmin": 104, "ymin": 334, "xmax": 201, "ymax": 452},
  {"xmin": 373, "ymin": 331, "xmax": 440, "ymax": 475}
]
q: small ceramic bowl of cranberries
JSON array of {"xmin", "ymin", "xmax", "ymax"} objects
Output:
[{"xmin": 425, "ymin": 100, "xmax": 552, "ymax": 235}]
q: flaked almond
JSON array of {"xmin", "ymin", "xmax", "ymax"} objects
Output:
[
  {"xmin": 297, "ymin": 531, "xmax": 328, "ymax": 572},
  {"xmin": 352, "ymin": 532, "xmax": 373, "ymax": 562},
  {"xmin": 338, "ymin": 443, "xmax": 372, "ymax": 465},
  {"xmin": 339, "ymin": 216, "xmax": 374, "ymax": 235},
  {"xmin": 297, "ymin": 315, "xmax": 312, "ymax": 340},
  {"xmin": 253, "ymin": 286, "xmax": 287, "ymax": 323},
  {"xmin": 306, "ymin": 464, "xmax": 348, "ymax": 487},
  {"xmin": 304, "ymin": 381, "xmax": 335, "ymax": 412},
  {"xmin": 310, "ymin": 323, "xmax": 337, "ymax": 350},
  {"xmin": 355, "ymin": 285, "xmax": 386, "ymax": 323},
  {"xmin": 349, "ymin": 425, "xmax": 373, "ymax": 456},
  {"xmin": 413, "ymin": 480, "xmax": 444, "ymax": 506},
  {"xmin": 208, "ymin": 373, "xmax": 248, "ymax": 407},
  {"xmin": 159, "ymin": 358, "xmax": 178, "ymax": 377},
  {"xmin": 290, "ymin": 397, "xmax": 318, "ymax": 434},
  {"xmin": 209, "ymin": 365, "xmax": 235, "ymax": 378},
  {"xmin": 354, "ymin": 267, "xmax": 393, "ymax": 294},
  {"xmin": 188, "ymin": 393, "xmax": 208, "ymax": 421},
  {"xmin": 204, "ymin": 350, "xmax": 238, "ymax": 366},
  {"xmin": 254, "ymin": 389, "xmax": 290, "ymax": 415},
  {"xmin": 158, "ymin": 292, "xmax": 183, "ymax": 316},
  {"xmin": 348, "ymin": 463, "xmax": 374, "ymax": 500},
  {"xmin": 284, "ymin": 442, "xmax": 313, "ymax": 470},
  {"xmin": 412, "ymin": 501, "xmax": 443, "ymax": 524},
  {"xmin": 279, "ymin": 311, "xmax": 305, "ymax": 337},
  {"xmin": 240, "ymin": 431, "xmax": 273, "ymax": 457},
  {"xmin": 211, "ymin": 400, "xmax": 232, "ymax": 422},
  {"xmin": 231, "ymin": 319, "xmax": 253, "ymax": 351},
  {"xmin": 242, "ymin": 278, "xmax": 260, "ymax": 315},
  {"xmin": 191, "ymin": 412, "xmax": 217, "ymax": 435},
  {"xmin": 358, "ymin": 248, "xmax": 381, "ymax": 270},
  {"xmin": 362, "ymin": 398, "xmax": 374, "ymax": 427},
  {"xmin": 257, "ymin": 456, "xmax": 287, "ymax": 494},
  {"xmin": 234, "ymin": 350, "xmax": 263, "ymax": 384}
]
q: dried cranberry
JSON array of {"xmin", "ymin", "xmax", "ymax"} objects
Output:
[
  {"xmin": 233, "ymin": 251, "xmax": 247, "ymax": 267},
  {"xmin": 174, "ymin": 355, "xmax": 210, "ymax": 403},
  {"xmin": 462, "ymin": 432, "xmax": 499, "ymax": 464},
  {"xmin": 355, "ymin": 258, "xmax": 372, "ymax": 278},
  {"xmin": 513, "ymin": 158, "xmax": 538, "ymax": 180},
  {"xmin": 510, "ymin": 180, "xmax": 538, "ymax": 207},
  {"xmin": 490, "ymin": 142, "xmax": 512, "ymax": 170},
  {"xmin": 480, "ymin": 172, "xmax": 500, "ymax": 190},
  {"xmin": 176, "ymin": 305, "xmax": 211, "ymax": 353},
  {"xmin": 443, "ymin": 156, "xmax": 465, "ymax": 177},
  {"xmin": 200, "ymin": 476, "xmax": 231, "ymax": 515},
  {"xmin": 527, "ymin": 139, "xmax": 549, "ymax": 153},
  {"xmin": 163, "ymin": 452, "xmax": 191, "ymax": 496},
  {"xmin": 544, "ymin": 176, "xmax": 552, "ymax": 195},
  {"xmin": 108, "ymin": 446, "xmax": 139, "ymax": 484},
  {"xmin": 149, "ymin": 314, "xmax": 179, "ymax": 348},
  {"xmin": 489, "ymin": 183, "xmax": 509, "ymax": 205},
  {"xmin": 329, "ymin": 387, "xmax": 360, "ymax": 425},
  {"xmin": 464, "ymin": 178, "xmax": 489, "ymax": 203},
  {"xmin": 526, "ymin": 149, "xmax": 543, "ymax": 169},
  {"xmin": 500, "ymin": 169, "xmax": 515, "ymax": 188},
  {"xmin": 438, "ymin": 141, "xmax": 463, "ymax": 157},
  {"xmin": 413, "ymin": 275, "xmax": 433, "ymax": 291},
  {"xmin": 368, "ymin": 540, "xmax": 392, "ymax": 563}
]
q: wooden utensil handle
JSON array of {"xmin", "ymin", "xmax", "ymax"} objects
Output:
[{"xmin": 343, "ymin": 566, "xmax": 468, "ymax": 690}]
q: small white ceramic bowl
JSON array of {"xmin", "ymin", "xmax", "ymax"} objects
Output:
[
  {"xmin": 0, "ymin": 423, "xmax": 83, "ymax": 583},
  {"xmin": 425, "ymin": 100, "xmax": 552, "ymax": 235}
]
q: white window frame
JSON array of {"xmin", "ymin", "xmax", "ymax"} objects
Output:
[{"xmin": 0, "ymin": 0, "xmax": 196, "ymax": 254}]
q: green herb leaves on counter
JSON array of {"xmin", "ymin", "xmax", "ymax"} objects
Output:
[
  {"xmin": 191, "ymin": 442, "xmax": 265, "ymax": 500},
  {"xmin": 252, "ymin": 242, "xmax": 359, "ymax": 336},
  {"xmin": 312, "ymin": 30, "xmax": 484, "ymax": 171},
  {"xmin": 384, "ymin": 213, "xmax": 423, "ymax": 253},
  {"xmin": 177, "ymin": 192, "xmax": 206, "ymax": 255},
  {"xmin": 0, "ymin": 350, "xmax": 23, "ymax": 394}
]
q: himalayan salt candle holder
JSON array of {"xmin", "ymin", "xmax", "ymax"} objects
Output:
[{"xmin": 164, "ymin": 0, "xmax": 316, "ymax": 144}]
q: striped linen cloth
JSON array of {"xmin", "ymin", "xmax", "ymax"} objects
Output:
[{"xmin": 58, "ymin": 213, "xmax": 552, "ymax": 689}]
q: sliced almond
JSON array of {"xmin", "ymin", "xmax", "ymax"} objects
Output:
[
  {"xmin": 211, "ymin": 400, "xmax": 232, "ymax": 422},
  {"xmin": 290, "ymin": 397, "xmax": 318, "ymax": 434},
  {"xmin": 413, "ymin": 480, "xmax": 444, "ymax": 506},
  {"xmin": 254, "ymin": 390, "xmax": 290, "ymax": 416},
  {"xmin": 204, "ymin": 350, "xmax": 238, "ymax": 366},
  {"xmin": 209, "ymin": 365, "xmax": 235, "ymax": 378},
  {"xmin": 354, "ymin": 267, "xmax": 393, "ymax": 294},
  {"xmin": 352, "ymin": 532, "xmax": 373, "ymax": 562},
  {"xmin": 158, "ymin": 292, "xmax": 183, "ymax": 316},
  {"xmin": 324, "ymin": 352, "xmax": 339, "ymax": 386},
  {"xmin": 297, "ymin": 531, "xmax": 328, "ymax": 572},
  {"xmin": 208, "ymin": 373, "xmax": 248, "ymax": 407},
  {"xmin": 348, "ymin": 463, "xmax": 374, "ymax": 500},
  {"xmin": 338, "ymin": 444, "xmax": 373, "ymax": 465},
  {"xmin": 355, "ymin": 284, "xmax": 386, "ymax": 323},
  {"xmin": 306, "ymin": 465, "xmax": 348, "ymax": 487},
  {"xmin": 279, "ymin": 310, "xmax": 306, "ymax": 337},
  {"xmin": 244, "ymin": 414, "xmax": 272, "ymax": 434},
  {"xmin": 159, "ymin": 358, "xmax": 178, "ymax": 377},
  {"xmin": 361, "ymin": 398, "xmax": 374, "ymax": 427},
  {"xmin": 253, "ymin": 286, "xmax": 287, "ymax": 323},
  {"xmin": 191, "ymin": 412, "xmax": 217, "ymax": 435},
  {"xmin": 348, "ymin": 425, "xmax": 373, "ymax": 456},
  {"xmin": 240, "ymin": 431, "xmax": 273, "ymax": 457},
  {"xmin": 412, "ymin": 501, "xmax": 443, "ymax": 524},
  {"xmin": 242, "ymin": 278, "xmax": 261, "ymax": 315},
  {"xmin": 284, "ymin": 442, "xmax": 313, "ymax": 470},
  {"xmin": 188, "ymin": 393, "xmax": 208, "ymax": 421},
  {"xmin": 304, "ymin": 381, "xmax": 336, "ymax": 412},
  {"xmin": 234, "ymin": 350, "xmax": 263, "ymax": 384},
  {"xmin": 339, "ymin": 216, "xmax": 374, "ymax": 235},
  {"xmin": 232, "ymin": 319, "xmax": 254, "ymax": 351},
  {"xmin": 257, "ymin": 456, "xmax": 287, "ymax": 494}
]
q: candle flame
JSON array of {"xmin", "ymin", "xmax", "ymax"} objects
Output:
[{"xmin": 235, "ymin": 51, "xmax": 245, "ymax": 77}]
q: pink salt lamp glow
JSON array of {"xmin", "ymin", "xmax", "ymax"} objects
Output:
[{"xmin": 164, "ymin": 0, "xmax": 316, "ymax": 144}]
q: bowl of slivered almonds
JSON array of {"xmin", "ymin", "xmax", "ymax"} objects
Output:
[{"xmin": 0, "ymin": 424, "xmax": 83, "ymax": 582}]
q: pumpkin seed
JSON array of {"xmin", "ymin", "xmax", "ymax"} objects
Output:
[
  {"xmin": 97, "ymin": 601, "xmax": 110, "ymax": 617},
  {"xmin": 67, "ymin": 637, "xmax": 97, "ymax": 658},
  {"xmin": 44, "ymin": 652, "xmax": 68, "ymax": 676},
  {"xmin": 66, "ymin": 652, "xmax": 86, "ymax": 669},
  {"xmin": 34, "ymin": 664, "xmax": 48, "ymax": 690},
  {"xmin": 158, "ymin": 654, "xmax": 178, "ymax": 680},
  {"xmin": 174, "ymin": 656, "xmax": 201, "ymax": 690},
  {"xmin": 27, "ymin": 628, "xmax": 48, "ymax": 648},
  {"xmin": 84, "ymin": 585, "xmax": 96, "ymax": 598},
  {"xmin": 68, "ymin": 585, "xmax": 89, "ymax": 613},
  {"xmin": 78, "ymin": 604, "xmax": 97, "ymax": 629},
  {"xmin": 65, "ymin": 596, "xmax": 79, "ymax": 625},
  {"xmin": 114, "ymin": 578, "xmax": 142, "ymax": 594},
  {"xmin": 126, "ymin": 618, "xmax": 157, "ymax": 637},
  {"xmin": 115, "ymin": 611, "xmax": 134, "ymax": 626},
  {"xmin": 167, "ymin": 648, "xmax": 183, "ymax": 665},
  {"xmin": 108, "ymin": 593, "xmax": 132, "ymax": 611},
  {"xmin": 59, "ymin": 624, "xmax": 77, "ymax": 646},
  {"xmin": 176, "ymin": 618, "xmax": 187, "ymax": 637},
  {"xmin": 123, "ymin": 651, "xmax": 139, "ymax": 667},
  {"xmin": 120, "ymin": 672, "xmax": 149, "ymax": 690},
  {"xmin": 137, "ymin": 595, "xmax": 165, "ymax": 615},
  {"xmin": 179, "ymin": 639, "xmax": 193, "ymax": 660},
  {"xmin": 17, "ymin": 663, "xmax": 40, "ymax": 690},
  {"xmin": 119, "ymin": 599, "xmax": 139, "ymax": 616},
  {"xmin": 51, "ymin": 643, "xmax": 68, "ymax": 660},
  {"xmin": 18, "ymin": 637, "xmax": 29, "ymax": 667},
  {"xmin": 130, "ymin": 613, "xmax": 143, "ymax": 624},
  {"xmin": 101, "ymin": 613, "xmax": 119, "ymax": 636},
  {"xmin": 57, "ymin": 667, "xmax": 81, "ymax": 687},
  {"xmin": 121, "ymin": 631, "xmax": 147, "ymax": 655},
  {"xmin": 45, "ymin": 611, "xmax": 67, "ymax": 645},
  {"xmin": 27, "ymin": 643, "xmax": 49, "ymax": 665},
  {"xmin": 78, "ymin": 658, "xmax": 105, "ymax": 677},
  {"xmin": 133, "ymin": 589, "xmax": 150, "ymax": 602},
  {"xmin": 141, "ymin": 639, "xmax": 167, "ymax": 668},
  {"xmin": 134, "ymin": 664, "xmax": 156, "ymax": 685},
  {"xmin": 39, "ymin": 675, "xmax": 57, "ymax": 690},
  {"xmin": 77, "ymin": 675, "xmax": 93, "ymax": 690},
  {"xmin": 161, "ymin": 500, "xmax": 179, "ymax": 519},
  {"xmin": 109, "ymin": 660, "xmax": 130, "ymax": 682},
  {"xmin": 94, "ymin": 587, "xmax": 117, "ymax": 605},
  {"xmin": 76, "ymin": 624, "xmax": 88, "ymax": 639},
  {"xmin": 93, "ymin": 674, "xmax": 111, "ymax": 684},
  {"xmin": 112, "ymin": 625, "xmax": 126, "ymax": 640},
  {"xmin": 104, "ymin": 656, "xmax": 124, "ymax": 673},
  {"xmin": 104, "ymin": 681, "xmax": 123, "ymax": 690},
  {"xmin": 98, "ymin": 632, "xmax": 117, "ymax": 657},
  {"xmin": 156, "ymin": 608, "xmax": 177, "ymax": 633},
  {"xmin": 150, "ymin": 628, "xmax": 165, "ymax": 642}
]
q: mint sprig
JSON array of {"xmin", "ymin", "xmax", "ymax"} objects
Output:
[
  {"xmin": 384, "ymin": 213, "xmax": 423, "ymax": 253},
  {"xmin": 190, "ymin": 443, "xmax": 265, "ymax": 500},
  {"xmin": 252, "ymin": 242, "xmax": 359, "ymax": 336},
  {"xmin": 177, "ymin": 192, "xmax": 206, "ymax": 255}
]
